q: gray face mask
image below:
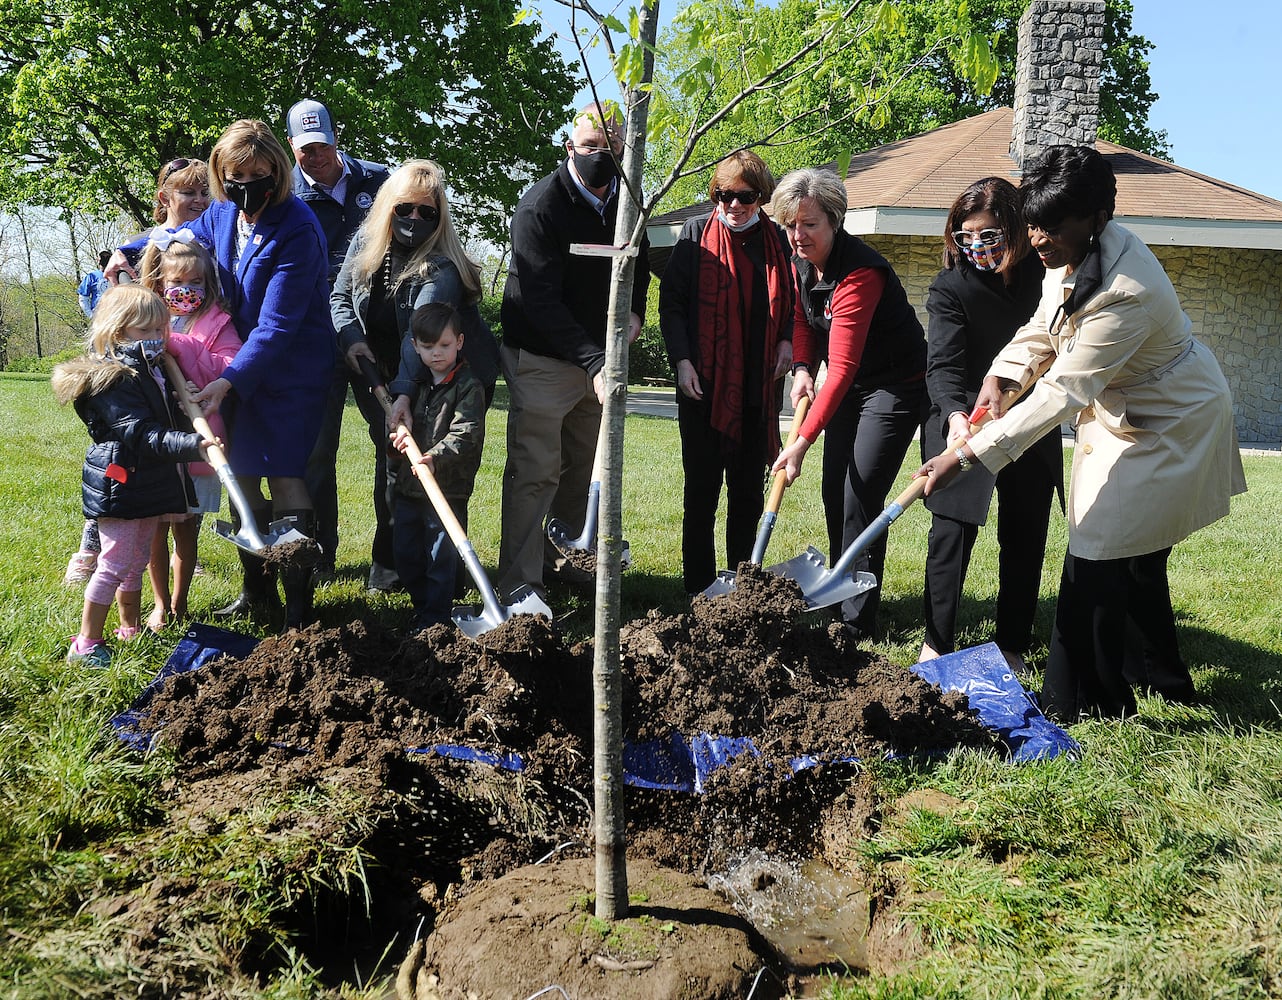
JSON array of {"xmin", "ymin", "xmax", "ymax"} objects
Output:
[{"xmin": 391, "ymin": 215, "xmax": 438, "ymax": 249}]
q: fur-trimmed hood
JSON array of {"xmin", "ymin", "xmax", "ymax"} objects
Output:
[{"xmin": 51, "ymin": 354, "xmax": 135, "ymax": 405}]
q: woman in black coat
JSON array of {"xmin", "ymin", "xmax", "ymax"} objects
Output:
[
  {"xmin": 919, "ymin": 177, "xmax": 1063, "ymax": 671},
  {"xmin": 658, "ymin": 150, "xmax": 794, "ymax": 594}
]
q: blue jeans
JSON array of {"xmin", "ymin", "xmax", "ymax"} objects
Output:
[{"xmin": 393, "ymin": 495, "xmax": 463, "ymax": 627}]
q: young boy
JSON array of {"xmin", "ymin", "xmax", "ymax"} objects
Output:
[{"xmin": 389, "ymin": 302, "xmax": 486, "ymax": 630}]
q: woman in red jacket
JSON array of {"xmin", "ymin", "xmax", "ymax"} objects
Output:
[{"xmin": 771, "ymin": 168, "xmax": 927, "ymax": 640}]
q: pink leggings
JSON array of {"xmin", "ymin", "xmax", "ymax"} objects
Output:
[{"xmin": 84, "ymin": 516, "xmax": 161, "ymax": 606}]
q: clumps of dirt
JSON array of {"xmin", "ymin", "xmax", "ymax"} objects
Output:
[
  {"xmin": 262, "ymin": 536, "xmax": 323, "ymax": 568},
  {"xmin": 123, "ymin": 563, "xmax": 999, "ymax": 995}
]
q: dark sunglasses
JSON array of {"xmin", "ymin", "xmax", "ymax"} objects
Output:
[
  {"xmin": 161, "ymin": 158, "xmax": 191, "ymax": 183},
  {"xmin": 714, "ymin": 188, "xmax": 760, "ymax": 206},
  {"xmin": 393, "ymin": 202, "xmax": 440, "ymax": 222},
  {"xmin": 952, "ymin": 228, "xmax": 1004, "ymax": 248}
]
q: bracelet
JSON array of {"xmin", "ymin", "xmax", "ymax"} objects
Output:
[{"xmin": 954, "ymin": 447, "xmax": 973, "ymax": 472}]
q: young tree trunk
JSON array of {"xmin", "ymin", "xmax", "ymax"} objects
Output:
[
  {"xmin": 593, "ymin": 0, "xmax": 658, "ymax": 923},
  {"xmin": 15, "ymin": 209, "xmax": 43, "ymax": 357}
]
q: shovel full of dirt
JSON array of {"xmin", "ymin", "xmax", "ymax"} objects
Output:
[
  {"xmin": 702, "ymin": 396, "xmax": 810, "ymax": 599},
  {"xmin": 161, "ymin": 354, "xmax": 311, "ymax": 557},
  {"xmin": 546, "ymin": 416, "xmax": 631, "ymax": 575},
  {"xmin": 356, "ymin": 356, "xmax": 552, "ymax": 638}
]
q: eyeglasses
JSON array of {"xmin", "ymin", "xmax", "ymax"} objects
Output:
[
  {"xmin": 714, "ymin": 189, "xmax": 760, "ymax": 206},
  {"xmin": 393, "ymin": 203, "xmax": 440, "ymax": 223},
  {"xmin": 952, "ymin": 228, "xmax": 1003, "ymax": 248},
  {"xmin": 161, "ymin": 158, "xmax": 191, "ymax": 183}
]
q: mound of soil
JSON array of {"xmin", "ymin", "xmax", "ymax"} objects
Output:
[{"xmin": 127, "ymin": 564, "xmax": 997, "ymax": 997}]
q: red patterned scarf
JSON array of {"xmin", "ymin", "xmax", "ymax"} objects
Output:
[{"xmin": 694, "ymin": 208, "xmax": 793, "ymax": 456}]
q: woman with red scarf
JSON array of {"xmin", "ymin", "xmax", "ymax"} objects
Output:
[{"xmin": 659, "ymin": 151, "xmax": 794, "ymax": 594}]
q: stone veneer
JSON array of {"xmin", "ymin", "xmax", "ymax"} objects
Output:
[
  {"xmin": 863, "ymin": 234, "xmax": 1282, "ymax": 444},
  {"xmin": 1009, "ymin": 0, "xmax": 1105, "ymax": 168}
]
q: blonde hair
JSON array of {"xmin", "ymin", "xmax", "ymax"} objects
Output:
[
  {"xmin": 88, "ymin": 285, "xmax": 170, "ymax": 357},
  {"xmin": 138, "ymin": 238, "xmax": 225, "ymax": 321},
  {"xmin": 153, "ymin": 158, "xmax": 209, "ymax": 225},
  {"xmin": 350, "ymin": 159, "xmax": 482, "ymax": 302},
  {"xmin": 208, "ymin": 119, "xmax": 293, "ymax": 208}
]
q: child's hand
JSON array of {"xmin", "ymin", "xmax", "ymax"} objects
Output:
[
  {"xmin": 414, "ymin": 453, "xmax": 436, "ymax": 474},
  {"xmin": 388, "ymin": 395, "xmax": 412, "ymax": 435},
  {"xmin": 185, "ymin": 380, "xmax": 199, "ymax": 396},
  {"xmin": 197, "ymin": 436, "xmax": 223, "ymax": 459}
]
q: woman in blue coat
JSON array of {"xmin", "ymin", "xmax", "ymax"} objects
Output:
[{"xmin": 179, "ymin": 119, "xmax": 336, "ymax": 627}]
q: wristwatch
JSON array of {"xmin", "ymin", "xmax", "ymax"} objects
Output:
[
  {"xmin": 790, "ymin": 362, "xmax": 810, "ymax": 376},
  {"xmin": 954, "ymin": 447, "xmax": 973, "ymax": 472}
]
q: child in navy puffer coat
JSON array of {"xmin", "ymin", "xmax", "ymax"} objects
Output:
[{"xmin": 52, "ymin": 285, "xmax": 211, "ymax": 667}]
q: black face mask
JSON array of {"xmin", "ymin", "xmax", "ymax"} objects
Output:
[
  {"xmin": 573, "ymin": 149, "xmax": 619, "ymax": 188},
  {"xmin": 223, "ymin": 175, "xmax": 275, "ymax": 217},
  {"xmin": 391, "ymin": 214, "xmax": 438, "ymax": 249}
]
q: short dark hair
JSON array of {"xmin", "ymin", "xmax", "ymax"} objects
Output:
[
  {"xmin": 97, "ymin": 250, "xmax": 111, "ymax": 269},
  {"xmin": 1020, "ymin": 145, "xmax": 1117, "ymax": 229},
  {"xmin": 410, "ymin": 301, "xmax": 460, "ymax": 345}
]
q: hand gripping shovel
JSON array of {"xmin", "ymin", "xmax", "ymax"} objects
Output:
[
  {"xmin": 701, "ymin": 396, "xmax": 811, "ymax": 598},
  {"xmin": 355, "ymin": 356, "xmax": 552, "ymax": 639},
  {"xmin": 546, "ymin": 416, "xmax": 631, "ymax": 573},
  {"xmin": 161, "ymin": 354, "xmax": 309, "ymax": 556}
]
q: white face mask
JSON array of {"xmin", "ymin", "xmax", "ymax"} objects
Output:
[{"xmin": 717, "ymin": 205, "xmax": 760, "ymax": 232}]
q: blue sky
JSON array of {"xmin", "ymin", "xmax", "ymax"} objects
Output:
[{"xmin": 1130, "ymin": 0, "xmax": 1282, "ymax": 201}]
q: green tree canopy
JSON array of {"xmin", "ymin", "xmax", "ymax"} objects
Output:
[
  {"xmin": 0, "ymin": 0, "xmax": 580, "ymax": 240},
  {"xmin": 646, "ymin": 0, "xmax": 1168, "ymax": 211}
]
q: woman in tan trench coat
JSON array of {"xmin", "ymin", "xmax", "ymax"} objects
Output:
[{"xmin": 917, "ymin": 145, "xmax": 1246, "ymax": 722}]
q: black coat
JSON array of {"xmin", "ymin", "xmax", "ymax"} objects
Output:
[
  {"xmin": 500, "ymin": 160, "xmax": 650, "ymax": 377},
  {"xmin": 923, "ymin": 253, "xmax": 1064, "ymax": 523},
  {"xmin": 56, "ymin": 344, "xmax": 205, "ymax": 520}
]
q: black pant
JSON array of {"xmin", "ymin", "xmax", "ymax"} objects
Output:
[
  {"xmin": 303, "ymin": 360, "xmax": 398, "ymax": 572},
  {"xmin": 922, "ymin": 454, "xmax": 1055, "ymax": 654},
  {"xmin": 677, "ymin": 398, "xmax": 769, "ymax": 594},
  {"xmin": 1042, "ymin": 547, "xmax": 1193, "ymax": 721},
  {"xmin": 819, "ymin": 378, "xmax": 926, "ymax": 635}
]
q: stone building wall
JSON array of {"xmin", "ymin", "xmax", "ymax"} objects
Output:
[{"xmin": 864, "ymin": 234, "xmax": 1282, "ymax": 443}]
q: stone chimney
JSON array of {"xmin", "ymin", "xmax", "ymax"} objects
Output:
[{"xmin": 1009, "ymin": 0, "xmax": 1106, "ymax": 170}]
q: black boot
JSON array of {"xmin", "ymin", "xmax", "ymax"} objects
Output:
[
  {"xmin": 214, "ymin": 511, "xmax": 281, "ymax": 619},
  {"xmin": 277, "ymin": 509, "xmax": 318, "ymax": 630}
]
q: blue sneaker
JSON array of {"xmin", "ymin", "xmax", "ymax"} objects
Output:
[{"xmin": 66, "ymin": 639, "xmax": 112, "ymax": 668}]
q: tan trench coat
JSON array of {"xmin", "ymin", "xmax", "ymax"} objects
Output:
[{"xmin": 968, "ymin": 221, "xmax": 1246, "ymax": 560}]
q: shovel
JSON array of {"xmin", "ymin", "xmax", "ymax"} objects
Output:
[
  {"xmin": 546, "ymin": 416, "xmax": 631, "ymax": 573},
  {"xmin": 355, "ymin": 356, "xmax": 552, "ymax": 638},
  {"xmin": 701, "ymin": 396, "xmax": 811, "ymax": 598},
  {"xmin": 161, "ymin": 354, "xmax": 309, "ymax": 556}
]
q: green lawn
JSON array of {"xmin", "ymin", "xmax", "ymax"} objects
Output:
[{"xmin": 2, "ymin": 371, "xmax": 1281, "ymax": 998}]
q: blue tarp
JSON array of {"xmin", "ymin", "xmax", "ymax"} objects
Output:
[{"xmin": 112, "ymin": 630, "xmax": 1077, "ymax": 793}]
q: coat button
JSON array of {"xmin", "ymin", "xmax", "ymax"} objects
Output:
[{"xmin": 1082, "ymin": 444, "xmax": 1093, "ymax": 454}]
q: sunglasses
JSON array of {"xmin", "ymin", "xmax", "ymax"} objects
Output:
[
  {"xmin": 393, "ymin": 202, "xmax": 440, "ymax": 223},
  {"xmin": 952, "ymin": 228, "xmax": 1004, "ymax": 248},
  {"xmin": 161, "ymin": 158, "xmax": 191, "ymax": 183},
  {"xmin": 714, "ymin": 188, "xmax": 760, "ymax": 206}
]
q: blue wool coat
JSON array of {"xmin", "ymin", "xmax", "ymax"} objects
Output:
[{"xmin": 185, "ymin": 197, "xmax": 336, "ymax": 476}]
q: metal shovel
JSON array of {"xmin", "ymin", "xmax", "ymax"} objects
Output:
[
  {"xmin": 546, "ymin": 416, "xmax": 631, "ymax": 572},
  {"xmin": 161, "ymin": 354, "xmax": 309, "ymax": 556},
  {"xmin": 701, "ymin": 396, "xmax": 811, "ymax": 598},
  {"xmin": 765, "ymin": 476, "xmax": 928, "ymax": 612},
  {"xmin": 356, "ymin": 357, "xmax": 552, "ymax": 638}
]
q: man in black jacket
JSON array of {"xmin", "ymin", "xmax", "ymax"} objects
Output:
[
  {"xmin": 497, "ymin": 102, "xmax": 650, "ymax": 600},
  {"xmin": 286, "ymin": 99, "xmax": 392, "ymax": 589}
]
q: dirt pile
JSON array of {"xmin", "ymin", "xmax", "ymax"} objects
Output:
[{"xmin": 125, "ymin": 566, "xmax": 997, "ymax": 996}]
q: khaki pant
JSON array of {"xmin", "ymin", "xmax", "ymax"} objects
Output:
[{"xmin": 497, "ymin": 343, "xmax": 601, "ymax": 598}]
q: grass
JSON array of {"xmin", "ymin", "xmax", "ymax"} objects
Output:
[{"xmin": 2, "ymin": 371, "xmax": 1282, "ymax": 997}]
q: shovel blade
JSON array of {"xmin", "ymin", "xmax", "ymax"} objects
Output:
[
  {"xmin": 547, "ymin": 517, "xmax": 632, "ymax": 571},
  {"xmin": 213, "ymin": 518, "xmax": 269, "ymax": 556},
  {"xmin": 212, "ymin": 517, "xmax": 315, "ymax": 560},
  {"xmin": 765, "ymin": 546, "xmax": 878, "ymax": 611},
  {"xmin": 452, "ymin": 585, "xmax": 554, "ymax": 639},
  {"xmin": 699, "ymin": 569, "xmax": 739, "ymax": 599}
]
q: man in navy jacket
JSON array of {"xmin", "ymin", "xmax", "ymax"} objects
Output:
[
  {"xmin": 497, "ymin": 102, "xmax": 650, "ymax": 601},
  {"xmin": 288, "ymin": 99, "xmax": 391, "ymax": 587}
]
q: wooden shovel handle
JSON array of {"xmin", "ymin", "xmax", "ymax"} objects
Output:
[
  {"xmin": 764, "ymin": 396, "xmax": 811, "ymax": 513},
  {"xmin": 161, "ymin": 354, "xmax": 226, "ymax": 469},
  {"xmin": 355, "ymin": 355, "xmax": 471, "ymax": 552}
]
